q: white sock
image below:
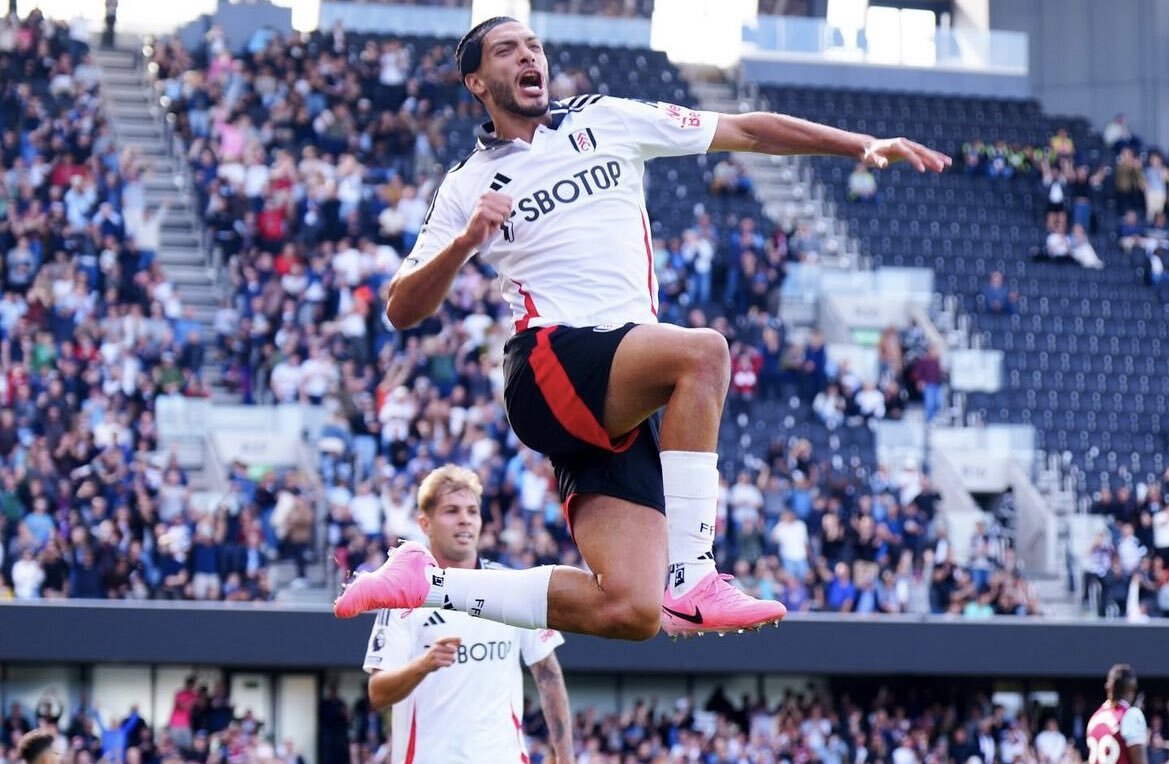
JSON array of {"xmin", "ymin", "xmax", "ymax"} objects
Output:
[
  {"xmin": 423, "ymin": 565, "xmax": 554, "ymax": 629},
  {"xmin": 662, "ymin": 450, "xmax": 719, "ymax": 596}
]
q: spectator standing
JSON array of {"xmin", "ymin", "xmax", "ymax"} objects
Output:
[
  {"xmin": 169, "ymin": 677, "xmax": 197, "ymax": 748},
  {"xmin": 915, "ymin": 345, "xmax": 945, "ymax": 423},
  {"xmin": 1068, "ymin": 164, "xmax": 1107, "ymax": 232},
  {"xmin": 679, "ymin": 228, "xmax": 713, "ymax": 306},
  {"xmin": 772, "ymin": 508, "xmax": 810, "ymax": 581},
  {"xmin": 1115, "ymin": 148, "xmax": 1146, "ymax": 215},
  {"xmin": 1041, "ymin": 162, "xmax": 1069, "ymax": 230},
  {"xmin": 1145, "ymin": 152, "xmax": 1167, "ymax": 222}
]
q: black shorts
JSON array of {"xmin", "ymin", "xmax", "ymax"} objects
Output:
[{"xmin": 503, "ymin": 323, "xmax": 665, "ymax": 516}]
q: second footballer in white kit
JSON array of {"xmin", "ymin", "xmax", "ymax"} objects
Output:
[
  {"xmin": 336, "ymin": 17, "xmax": 951, "ymax": 641},
  {"xmin": 362, "ymin": 466, "xmax": 572, "ymax": 764}
]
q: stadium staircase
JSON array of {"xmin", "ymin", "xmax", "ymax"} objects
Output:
[{"xmin": 94, "ymin": 46, "xmax": 241, "ymax": 407}]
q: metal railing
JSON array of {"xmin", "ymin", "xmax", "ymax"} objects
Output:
[{"xmin": 138, "ymin": 38, "xmax": 220, "ymax": 284}]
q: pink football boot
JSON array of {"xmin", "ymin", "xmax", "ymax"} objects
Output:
[
  {"xmin": 333, "ymin": 541, "xmax": 437, "ymax": 618},
  {"xmin": 660, "ymin": 571, "xmax": 787, "ymax": 638}
]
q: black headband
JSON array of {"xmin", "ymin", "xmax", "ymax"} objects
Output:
[{"xmin": 456, "ymin": 16, "xmax": 517, "ymax": 78}]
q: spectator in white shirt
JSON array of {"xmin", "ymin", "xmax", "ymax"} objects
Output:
[
  {"xmin": 397, "ymin": 185, "xmax": 428, "ymax": 251},
  {"xmin": 12, "ymin": 549, "xmax": 45, "ymax": 600},
  {"xmin": 130, "ymin": 200, "xmax": 168, "ymax": 268},
  {"xmin": 854, "ymin": 381, "xmax": 886, "ymax": 420},
  {"xmin": 1034, "ymin": 718, "xmax": 1067, "ymax": 763},
  {"xmin": 771, "ymin": 508, "xmax": 810, "ymax": 581},
  {"xmin": 1069, "ymin": 223, "xmax": 1104, "ymax": 269},
  {"xmin": 300, "ymin": 346, "xmax": 339, "ymax": 405},
  {"xmin": 813, "ymin": 383, "xmax": 846, "ymax": 430},
  {"xmin": 727, "ymin": 470, "xmax": 764, "ymax": 527},
  {"xmin": 1045, "ymin": 220, "xmax": 1072, "ymax": 262},
  {"xmin": 269, "ymin": 353, "xmax": 304, "ymax": 404},
  {"xmin": 64, "ymin": 175, "xmax": 96, "ymax": 229},
  {"xmin": 379, "ymin": 386, "xmax": 416, "ymax": 445},
  {"xmin": 332, "ymin": 239, "xmax": 365, "ymax": 287},
  {"xmin": 680, "ymin": 228, "xmax": 714, "ymax": 305},
  {"xmin": 1116, "ymin": 522, "xmax": 1146, "ymax": 574},
  {"xmin": 349, "ymin": 481, "xmax": 383, "ymax": 540}
]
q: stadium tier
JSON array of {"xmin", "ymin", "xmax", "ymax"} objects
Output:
[{"xmin": 763, "ymin": 86, "xmax": 1169, "ymax": 492}]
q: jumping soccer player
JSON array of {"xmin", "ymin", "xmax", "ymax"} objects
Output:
[
  {"xmin": 335, "ymin": 17, "xmax": 951, "ymax": 639},
  {"xmin": 361, "ymin": 466, "xmax": 572, "ymax": 763},
  {"xmin": 1086, "ymin": 664, "xmax": 1149, "ymax": 764}
]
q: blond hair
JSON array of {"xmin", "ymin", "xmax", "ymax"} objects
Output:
[{"xmin": 417, "ymin": 465, "xmax": 483, "ymax": 515}]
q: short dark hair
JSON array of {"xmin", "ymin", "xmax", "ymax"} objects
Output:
[
  {"xmin": 1106, "ymin": 663, "xmax": 1137, "ymax": 700},
  {"xmin": 17, "ymin": 729, "xmax": 56, "ymax": 763},
  {"xmin": 455, "ymin": 16, "xmax": 517, "ymax": 79}
]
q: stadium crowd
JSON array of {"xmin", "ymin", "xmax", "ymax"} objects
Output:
[
  {"xmin": 0, "ymin": 11, "xmax": 320, "ymax": 603},
  {"xmin": 5, "ymin": 679, "xmax": 1169, "ymax": 763},
  {"xmin": 0, "ymin": 678, "xmax": 310, "ymax": 764},
  {"xmin": 533, "ymin": 684, "xmax": 1169, "ymax": 764},
  {"xmin": 961, "ymin": 116, "xmax": 1169, "ymax": 619},
  {"xmin": 962, "ymin": 119, "xmax": 1169, "ymax": 284},
  {"xmin": 530, "ymin": 0, "xmax": 656, "ymax": 18}
]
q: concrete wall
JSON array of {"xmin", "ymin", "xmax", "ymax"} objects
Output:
[
  {"xmin": 92, "ymin": 665, "xmax": 154, "ymax": 728},
  {"xmin": 3, "ymin": 602, "xmax": 1169, "ymax": 677},
  {"xmin": 739, "ymin": 56, "xmax": 1030, "ymax": 99},
  {"xmin": 275, "ymin": 674, "xmax": 318, "ymax": 761},
  {"xmin": 990, "ymin": 0, "xmax": 1169, "ymax": 150}
]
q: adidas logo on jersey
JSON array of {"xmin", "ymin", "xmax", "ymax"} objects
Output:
[{"xmin": 423, "ymin": 612, "xmax": 447, "ymax": 628}]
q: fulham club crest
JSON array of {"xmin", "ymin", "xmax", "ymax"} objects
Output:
[{"xmin": 569, "ymin": 128, "xmax": 598, "ymax": 153}]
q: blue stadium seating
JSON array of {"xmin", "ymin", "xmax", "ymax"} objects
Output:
[{"xmin": 759, "ymin": 86, "xmax": 1169, "ymax": 491}]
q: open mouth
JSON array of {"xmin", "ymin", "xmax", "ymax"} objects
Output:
[
  {"xmin": 518, "ymin": 70, "xmax": 544, "ymax": 97},
  {"xmin": 453, "ymin": 532, "xmax": 474, "ymax": 543}
]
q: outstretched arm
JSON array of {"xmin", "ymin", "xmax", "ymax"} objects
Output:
[
  {"xmin": 710, "ymin": 112, "xmax": 950, "ymax": 172},
  {"xmin": 529, "ymin": 653, "xmax": 574, "ymax": 763}
]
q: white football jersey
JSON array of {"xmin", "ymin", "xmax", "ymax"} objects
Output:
[
  {"xmin": 404, "ymin": 96, "xmax": 719, "ymax": 331},
  {"xmin": 363, "ymin": 562, "xmax": 565, "ymax": 764}
]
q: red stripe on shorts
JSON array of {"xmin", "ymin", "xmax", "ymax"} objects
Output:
[{"xmin": 529, "ymin": 326, "xmax": 637, "ymax": 453}]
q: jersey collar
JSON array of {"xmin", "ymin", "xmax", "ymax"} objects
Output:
[{"xmin": 475, "ymin": 100, "xmax": 571, "ymax": 150}]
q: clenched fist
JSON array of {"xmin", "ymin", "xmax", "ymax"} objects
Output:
[
  {"xmin": 463, "ymin": 192, "xmax": 513, "ymax": 248},
  {"xmin": 421, "ymin": 636, "xmax": 462, "ymax": 673}
]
